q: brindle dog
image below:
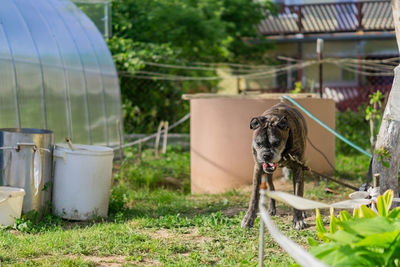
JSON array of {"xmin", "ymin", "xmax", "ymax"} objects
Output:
[{"xmin": 241, "ymin": 102, "xmax": 308, "ymax": 230}]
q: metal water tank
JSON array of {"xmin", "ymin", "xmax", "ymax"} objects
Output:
[{"xmin": 0, "ymin": 128, "xmax": 54, "ymax": 215}]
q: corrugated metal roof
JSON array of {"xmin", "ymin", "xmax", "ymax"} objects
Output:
[{"xmin": 259, "ymin": 1, "xmax": 394, "ymax": 36}]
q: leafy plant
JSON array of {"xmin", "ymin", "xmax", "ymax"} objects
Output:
[
  {"xmin": 376, "ymin": 146, "xmax": 391, "ymax": 168},
  {"xmin": 309, "ymin": 190, "xmax": 400, "ymax": 266},
  {"xmin": 109, "ymin": 0, "xmax": 277, "ymax": 133},
  {"xmin": 336, "ymin": 108, "xmax": 370, "ymax": 155},
  {"xmin": 290, "ymin": 81, "xmax": 303, "ymax": 94},
  {"xmin": 365, "ymin": 91, "xmax": 385, "ymax": 151}
]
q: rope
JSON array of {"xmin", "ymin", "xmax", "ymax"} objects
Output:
[
  {"xmin": 283, "ymin": 153, "xmax": 359, "ymax": 191},
  {"xmin": 307, "ymin": 136, "xmax": 336, "ymax": 172},
  {"xmin": 281, "ymin": 95, "xmax": 372, "ymax": 158},
  {"xmin": 259, "ymin": 187, "xmax": 328, "ymax": 267},
  {"xmin": 113, "ymin": 113, "xmax": 190, "ymax": 151}
]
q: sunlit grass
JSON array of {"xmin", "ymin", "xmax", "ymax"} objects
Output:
[{"xmin": 0, "ymin": 140, "xmax": 372, "ymax": 266}]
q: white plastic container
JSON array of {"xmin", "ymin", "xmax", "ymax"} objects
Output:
[
  {"xmin": 0, "ymin": 186, "xmax": 25, "ymax": 226},
  {"xmin": 52, "ymin": 144, "xmax": 114, "ymax": 220}
]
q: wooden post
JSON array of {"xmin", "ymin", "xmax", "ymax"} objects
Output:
[
  {"xmin": 373, "ymin": 173, "xmax": 380, "ymax": 188},
  {"xmin": 162, "ymin": 121, "xmax": 169, "ymax": 154},
  {"xmin": 155, "ymin": 121, "xmax": 164, "ymax": 158},
  {"xmin": 372, "ymin": 0, "xmax": 400, "ymax": 200},
  {"xmin": 116, "ymin": 120, "xmax": 123, "ymax": 160},
  {"xmin": 317, "ymin": 38, "xmax": 324, "ymax": 98}
]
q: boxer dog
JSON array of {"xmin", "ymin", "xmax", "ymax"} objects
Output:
[{"xmin": 241, "ymin": 102, "xmax": 308, "ymax": 230}]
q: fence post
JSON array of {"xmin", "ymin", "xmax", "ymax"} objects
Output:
[
  {"xmin": 155, "ymin": 121, "xmax": 164, "ymax": 158},
  {"xmin": 317, "ymin": 38, "xmax": 324, "ymax": 98},
  {"xmin": 117, "ymin": 120, "xmax": 123, "ymax": 160},
  {"xmin": 258, "ymin": 176, "xmax": 267, "ymax": 267},
  {"xmin": 162, "ymin": 121, "xmax": 169, "ymax": 154}
]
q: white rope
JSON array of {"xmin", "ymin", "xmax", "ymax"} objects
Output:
[
  {"xmin": 266, "ymin": 190, "xmax": 371, "ymax": 210},
  {"xmin": 259, "ymin": 190, "xmax": 328, "ymax": 267},
  {"xmin": 113, "ymin": 113, "xmax": 190, "ymax": 151}
]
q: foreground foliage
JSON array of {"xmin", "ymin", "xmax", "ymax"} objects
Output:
[{"xmin": 310, "ymin": 190, "xmax": 400, "ymax": 267}]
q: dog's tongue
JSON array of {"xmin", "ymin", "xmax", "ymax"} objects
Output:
[{"xmin": 263, "ymin": 162, "xmax": 278, "ymax": 170}]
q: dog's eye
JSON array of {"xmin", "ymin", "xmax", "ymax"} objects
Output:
[
  {"xmin": 271, "ymin": 141, "xmax": 280, "ymax": 147},
  {"xmin": 256, "ymin": 141, "xmax": 263, "ymax": 147}
]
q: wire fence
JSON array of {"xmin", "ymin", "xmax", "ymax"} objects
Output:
[{"xmin": 121, "ymin": 56, "xmax": 398, "ymax": 132}]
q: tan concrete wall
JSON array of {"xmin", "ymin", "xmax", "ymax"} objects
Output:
[{"xmin": 187, "ymin": 94, "xmax": 336, "ymax": 194}]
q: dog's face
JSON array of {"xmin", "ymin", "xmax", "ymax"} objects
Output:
[{"xmin": 250, "ymin": 115, "xmax": 290, "ymax": 173}]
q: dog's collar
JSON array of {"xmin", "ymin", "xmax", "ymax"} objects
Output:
[{"xmin": 282, "ymin": 153, "xmax": 309, "ymax": 171}]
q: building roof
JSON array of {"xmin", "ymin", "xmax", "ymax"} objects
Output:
[{"xmin": 258, "ymin": 1, "xmax": 395, "ymax": 41}]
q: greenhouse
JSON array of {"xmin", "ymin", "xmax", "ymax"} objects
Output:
[{"xmin": 0, "ymin": 0, "xmax": 123, "ymax": 146}]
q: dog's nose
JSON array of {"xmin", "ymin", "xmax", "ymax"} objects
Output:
[{"xmin": 263, "ymin": 153, "xmax": 272, "ymax": 161}]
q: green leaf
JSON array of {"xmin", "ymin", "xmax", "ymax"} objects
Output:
[
  {"xmin": 309, "ymin": 242, "xmax": 339, "ymax": 259},
  {"xmin": 311, "ymin": 243, "xmax": 380, "ymax": 267},
  {"xmin": 382, "ymin": 189, "xmax": 394, "ymax": 211},
  {"xmin": 329, "ymin": 208, "xmax": 339, "ymax": 234},
  {"xmin": 339, "ymin": 217, "xmax": 396, "ymax": 237},
  {"xmin": 316, "ymin": 208, "xmax": 327, "ymax": 242},
  {"xmin": 388, "ymin": 207, "xmax": 400, "ymax": 218},
  {"xmin": 374, "ymin": 190, "xmax": 393, "ymax": 217},
  {"xmin": 359, "ymin": 205, "xmax": 377, "ymax": 218},
  {"xmin": 353, "ymin": 230, "xmax": 400, "ymax": 248},
  {"xmin": 323, "ymin": 230, "xmax": 362, "ymax": 245},
  {"xmin": 339, "ymin": 210, "xmax": 352, "ymax": 222},
  {"xmin": 353, "ymin": 208, "xmax": 360, "ymax": 218},
  {"xmin": 307, "ymin": 237, "xmax": 319, "ymax": 247}
]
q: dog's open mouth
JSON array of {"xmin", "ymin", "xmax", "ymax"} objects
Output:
[{"xmin": 263, "ymin": 162, "xmax": 278, "ymax": 173}]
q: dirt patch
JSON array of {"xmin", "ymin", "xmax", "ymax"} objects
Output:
[
  {"xmin": 77, "ymin": 255, "xmax": 126, "ymax": 266},
  {"xmin": 183, "ymin": 228, "xmax": 213, "ymax": 244},
  {"xmin": 146, "ymin": 228, "xmax": 212, "ymax": 245},
  {"xmin": 222, "ymin": 207, "xmax": 246, "ymax": 217},
  {"xmin": 147, "ymin": 228, "xmax": 173, "ymax": 239}
]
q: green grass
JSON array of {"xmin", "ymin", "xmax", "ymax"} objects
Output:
[{"xmin": 0, "ymin": 134, "xmax": 373, "ymax": 266}]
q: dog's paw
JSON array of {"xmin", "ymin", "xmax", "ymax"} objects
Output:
[
  {"xmin": 268, "ymin": 207, "xmax": 276, "ymax": 216},
  {"xmin": 292, "ymin": 218, "xmax": 307, "ymax": 230},
  {"xmin": 241, "ymin": 216, "xmax": 255, "ymax": 228}
]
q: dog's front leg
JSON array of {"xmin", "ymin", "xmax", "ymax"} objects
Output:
[
  {"xmin": 292, "ymin": 167, "xmax": 306, "ymax": 230},
  {"xmin": 241, "ymin": 163, "xmax": 263, "ymax": 228},
  {"xmin": 266, "ymin": 172, "xmax": 276, "ymax": 216}
]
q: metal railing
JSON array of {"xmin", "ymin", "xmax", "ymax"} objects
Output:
[{"xmin": 259, "ymin": 1, "xmax": 394, "ymax": 36}]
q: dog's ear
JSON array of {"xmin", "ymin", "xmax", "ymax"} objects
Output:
[
  {"xmin": 250, "ymin": 116, "xmax": 266, "ymax": 130},
  {"xmin": 277, "ymin": 116, "xmax": 288, "ymax": 130}
]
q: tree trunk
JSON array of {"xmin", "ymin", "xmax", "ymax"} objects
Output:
[{"xmin": 372, "ymin": 0, "xmax": 400, "ymax": 199}]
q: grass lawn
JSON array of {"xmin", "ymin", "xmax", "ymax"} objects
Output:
[{"xmin": 0, "ymin": 146, "xmax": 371, "ymax": 266}]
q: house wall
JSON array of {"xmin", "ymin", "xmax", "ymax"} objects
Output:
[
  {"xmin": 216, "ymin": 38, "xmax": 397, "ymax": 93},
  {"xmin": 265, "ymin": 38, "xmax": 398, "ymax": 89}
]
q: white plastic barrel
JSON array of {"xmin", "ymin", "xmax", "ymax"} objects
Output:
[
  {"xmin": 52, "ymin": 144, "xmax": 114, "ymax": 220},
  {"xmin": 0, "ymin": 186, "xmax": 25, "ymax": 226}
]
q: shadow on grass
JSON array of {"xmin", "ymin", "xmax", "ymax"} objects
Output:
[{"xmin": 10, "ymin": 187, "xmax": 248, "ymax": 234}]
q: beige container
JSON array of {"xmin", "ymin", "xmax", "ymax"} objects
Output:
[
  {"xmin": 0, "ymin": 186, "xmax": 25, "ymax": 226},
  {"xmin": 183, "ymin": 93, "xmax": 336, "ymax": 194}
]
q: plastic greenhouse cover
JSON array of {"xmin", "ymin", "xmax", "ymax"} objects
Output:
[{"xmin": 0, "ymin": 0, "xmax": 122, "ymax": 147}]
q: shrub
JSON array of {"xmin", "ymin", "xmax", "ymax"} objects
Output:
[
  {"xmin": 308, "ymin": 190, "xmax": 400, "ymax": 266},
  {"xmin": 336, "ymin": 108, "xmax": 370, "ymax": 155}
]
